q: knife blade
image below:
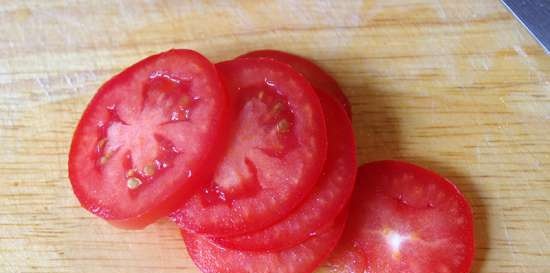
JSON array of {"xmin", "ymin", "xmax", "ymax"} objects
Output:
[{"xmin": 502, "ymin": 0, "xmax": 550, "ymax": 54}]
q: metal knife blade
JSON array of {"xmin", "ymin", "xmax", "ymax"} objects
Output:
[{"xmin": 502, "ymin": 0, "xmax": 550, "ymax": 54}]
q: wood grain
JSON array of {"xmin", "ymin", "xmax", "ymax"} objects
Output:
[{"xmin": 1, "ymin": 0, "xmax": 549, "ymax": 272}]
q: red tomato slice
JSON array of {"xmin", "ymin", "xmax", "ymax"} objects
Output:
[
  {"xmin": 68, "ymin": 49, "xmax": 229, "ymax": 228},
  {"xmin": 170, "ymin": 58, "xmax": 328, "ymax": 236},
  {"xmin": 239, "ymin": 50, "xmax": 351, "ymax": 118},
  {"xmin": 326, "ymin": 161, "xmax": 475, "ymax": 273},
  {"xmin": 182, "ymin": 209, "xmax": 348, "ymax": 273},
  {"xmin": 214, "ymin": 91, "xmax": 356, "ymax": 251}
]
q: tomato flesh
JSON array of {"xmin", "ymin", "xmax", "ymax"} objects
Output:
[
  {"xmin": 239, "ymin": 50, "xmax": 351, "ymax": 117},
  {"xmin": 326, "ymin": 161, "xmax": 474, "ymax": 273},
  {"xmin": 171, "ymin": 58, "xmax": 328, "ymax": 236},
  {"xmin": 215, "ymin": 91, "xmax": 356, "ymax": 251},
  {"xmin": 68, "ymin": 49, "xmax": 229, "ymax": 228},
  {"xmin": 182, "ymin": 209, "xmax": 348, "ymax": 273}
]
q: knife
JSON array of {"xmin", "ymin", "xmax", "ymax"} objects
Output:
[{"xmin": 502, "ymin": 0, "xmax": 550, "ymax": 54}]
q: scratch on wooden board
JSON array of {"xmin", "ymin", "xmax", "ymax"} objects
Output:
[
  {"xmin": 495, "ymin": 110, "xmax": 550, "ymax": 258},
  {"xmin": 513, "ymin": 44, "xmax": 529, "ymax": 59},
  {"xmin": 503, "ymin": 221, "xmax": 527, "ymax": 273},
  {"xmin": 315, "ymin": 0, "xmax": 363, "ymax": 26},
  {"xmin": 8, "ymin": 39, "xmax": 15, "ymax": 50},
  {"xmin": 34, "ymin": 77, "xmax": 52, "ymax": 99},
  {"xmin": 362, "ymin": 1, "xmax": 383, "ymax": 23},
  {"xmin": 491, "ymin": 143, "xmax": 528, "ymax": 273},
  {"xmin": 475, "ymin": 145, "xmax": 482, "ymax": 163},
  {"xmin": 513, "ymin": 45, "xmax": 547, "ymax": 83},
  {"xmin": 25, "ymin": 71, "xmax": 97, "ymax": 107},
  {"xmin": 40, "ymin": 9, "xmax": 83, "ymax": 29},
  {"xmin": 435, "ymin": 0, "xmax": 448, "ymax": 20},
  {"xmin": 481, "ymin": 57, "xmax": 490, "ymax": 71},
  {"xmin": 63, "ymin": 71, "xmax": 95, "ymax": 94},
  {"xmin": 468, "ymin": 54, "xmax": 492, "ymax": 71},
  {"xmin": 63, "ymin": 74, "xmax": 76, "ymax": 92}
]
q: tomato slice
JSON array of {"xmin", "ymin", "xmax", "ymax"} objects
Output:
[
  {"xmin": 214, "ymin": 91, "xmax": 356, "ymax": 251},
  {"xmin": 170, "ymin": 58, "xmax": 328, "ymax": 236},
  {"xmin": 326, "ymin": 161, "xmax": 475, "ymax": 273},
  {"xmin": 182, "ymin": 209, "xmax": 348, "ymax": 273},
  {"xmin": 239, "ymin": 50, "xmax": 351, "ymax": 118},
  {"xmin": 68, "ymin": 49, "xmax": 229, "ymax": 228}
]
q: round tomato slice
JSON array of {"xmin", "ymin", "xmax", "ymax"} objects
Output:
[
  {"xmin": 170, "ymin": 58, "xmax": 328, "ymax": 236},
  {"xmin": 215, "ymin": 91, "xmax": 356, "ymax": 251},
  {"xmin": 326, "ymin": 161, "xmax": 475, "ymax": 273},
  {"xmin": 182, "ymin": 209, "xmax": 348, "ymax": 273},
  {"xmin": 68, "ymin": 49, "xmax": 229, "ymax": 229},
  {"xmin": 239, "ymin": 50, "xmax": 351, "ymax": 118}
]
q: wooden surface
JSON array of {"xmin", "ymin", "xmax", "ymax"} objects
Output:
[{"xmin": 1, "ymin": 0, "xmax": 549, "ymax": 272}]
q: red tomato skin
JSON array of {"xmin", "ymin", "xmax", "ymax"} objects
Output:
[
  {"xmin": 239, "ymin": 49, "xmax": 352, "ymax": 118},
  {"xmin": 327, "ymin": 160, "xmax": 474, "ymax": 273},
  {"xmin": 69, "ymin": 49, "xmax": 230, "ymax": 229},
  {"xmin": 182, "ymin": 208, "xmax": 349, "ymax": 273}
]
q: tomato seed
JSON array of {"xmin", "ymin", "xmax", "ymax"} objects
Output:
[
  {"xmin": 127, "ymin": 177, "xmax": 142, "ymax": 190},
  {"xmin": 97, "ymin": 138, "xmax": 107, "ymax": 149},
  {"xmin": 99, "ymin": 152, "xmax": 112, "ymax": 165},
  {"xmin": 277, "ymin": 119, "xmax": 290, "ymax": 133},
  {"xmin": 272, "ymin": 102, "xmax": 283, "ymax": 115}
]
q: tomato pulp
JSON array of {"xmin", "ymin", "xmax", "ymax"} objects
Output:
[
  {"xmin": 69, "ymin": 49, "xmax": 229, "ymax": 228},
  {"xmin": 171, "ymin": 58, "xmax": 328, "ymax": 236},
  {"xmin": 327, "ymin": 161, "xmax": 474, "ymax": 273},
  {"xmin": 239, "ymin": 50, "xmax": 351, "ymax": 117},
  {"xmin": 215, "ymin": 91, "xmax": 356, "ymax": 251}
]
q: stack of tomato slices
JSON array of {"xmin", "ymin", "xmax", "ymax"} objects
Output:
[{"xmin": 69, "ymin": 49, "xmax": 474, "ymax": 273}]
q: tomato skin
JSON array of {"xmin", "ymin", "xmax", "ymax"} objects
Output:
[
  {"xmin": 69, "ymin": 49, "xmax": 230, "ymax": 229},
  {"xmin": 327, "ymin": 161, "xmax": 474, "ymax": 273},
  {"xmin": 214, "ymin": 91, "xmax": 357, "ymax": 251},
  {"xmin": 182, "ymin": 208, "xmax": 348, "ymax": 273},
  {"xmin": 239, "ymin": 50, "xmax": 352, "ymax": 118},
  {"xmin": 171, "ymin": 58, "xmax": 328, "ymax": 236}
]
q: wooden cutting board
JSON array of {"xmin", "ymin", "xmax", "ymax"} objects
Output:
[{"xmin": 1, "ymin": 0, "xmax": 549, "ymax": 272}]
